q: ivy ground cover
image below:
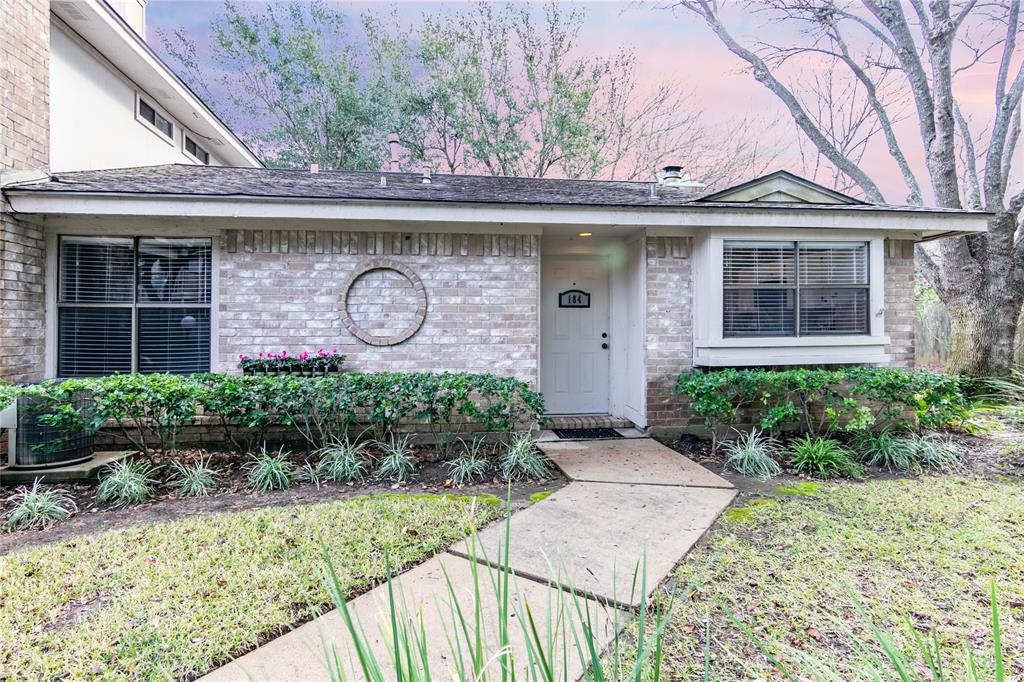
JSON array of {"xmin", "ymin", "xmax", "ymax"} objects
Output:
[
  {"xmin": 0, "ymin": 493, "xmax": 498, "ymax": 681},
  {"xmin": 648, "ymin": 476, "xmax": 1024, "ymax": 680}
]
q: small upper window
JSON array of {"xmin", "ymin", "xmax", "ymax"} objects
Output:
[
  {"xmin": 184, "ymin": 135, "xmax": 210, "ymax": 165},
  {"xmin": 138, "ymin": 97, "xmax": 173, "ymax": 139}
]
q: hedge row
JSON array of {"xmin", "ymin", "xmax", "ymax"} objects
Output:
[
  {"xmin": 1, "ymin": 372, "xmax": 546, "ymax": 455},
  {"xmin": 676, "ymin": 367, "xmax": 971, "ymax": 435}
]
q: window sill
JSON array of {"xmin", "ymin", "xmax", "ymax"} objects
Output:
[{"xmin": 694, "ymin": 336, "xmax": 890, "ymax": 367}]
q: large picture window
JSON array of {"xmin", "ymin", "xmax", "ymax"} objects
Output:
[
  {"xmin": 57, "ymin": 236, "xmax": 212, "ymax": 377},
  {"xmin": 723, "ymin": 241, "xmax": 869, "ymax": 338}
]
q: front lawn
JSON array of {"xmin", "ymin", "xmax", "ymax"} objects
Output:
[
  {"xmin": 0, "ymin": 493, "xmax": 498, "ymax": 681},
  {"xmin": 658, "ymin": 475, "xmax": 1024, "ymax": 679}
]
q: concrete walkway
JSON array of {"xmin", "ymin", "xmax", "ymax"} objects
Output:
[{"xmin": 201, "ymin": 438, "xmax": 735, "ymax": 681}]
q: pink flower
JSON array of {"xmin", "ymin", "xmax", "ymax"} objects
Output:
[
  {"xmin": 258, "ymin": 352, "xmax": 264, "ymax": 359},
  {"xmin": 281, "ymin": 349, "xmax": 287, "ymax": 358},
  {"xmin": 299, "ymin": 351, "xmax": 309, "ymax": 361}
]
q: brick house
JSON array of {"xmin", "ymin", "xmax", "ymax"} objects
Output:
[{"xmin": 1, "ymin": 1, "xmax": 991, "ymax": 431}]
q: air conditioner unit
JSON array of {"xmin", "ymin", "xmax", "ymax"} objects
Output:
[{"xmin": 1, "ymin": 392, "xmax": 94, "ymax": 469}]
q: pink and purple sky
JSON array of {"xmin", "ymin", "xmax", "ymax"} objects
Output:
[{"xmin": 147, "ymin": 1, "xmax": 1015, "ymax": 204}]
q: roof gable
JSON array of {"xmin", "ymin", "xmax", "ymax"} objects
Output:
[{"xmin": 698, "ymin": 171, "xmax": 864, "ymax": 205}]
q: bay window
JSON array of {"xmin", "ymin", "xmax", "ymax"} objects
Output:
[
  {"xmin": 723, "ymin": 240, "xmax": 869, "ymax": 338},
  {"xmin": 57, "ymin": 236, "xmax": 212, "ymax": 377}
]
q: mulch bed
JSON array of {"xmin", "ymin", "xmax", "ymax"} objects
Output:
[
  {"xmin": 659, "ymin": 427, "xmax": 1024, "ymax": 496},
  {"xmin": 0, "ymin": 447, "xmax": 568, "ymax": 555}
]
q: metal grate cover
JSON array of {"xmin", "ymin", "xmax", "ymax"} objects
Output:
[{"xmin": 552, "ymin": 427, "xmax": 622, "ymax": 440}]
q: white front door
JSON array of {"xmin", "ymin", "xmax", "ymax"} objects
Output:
[{"xmin": 541, "ymin": 255, "xmax": 610, "ymax": 414}]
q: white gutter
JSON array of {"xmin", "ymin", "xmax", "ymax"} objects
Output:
[{"xmin": 3, "ymin": 191, "xmax": 993, "ymax": 236}]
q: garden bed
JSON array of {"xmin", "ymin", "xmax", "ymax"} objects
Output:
[{"xmin": 0, "ymin": 447, "xmax": 566, "ymax": 554}]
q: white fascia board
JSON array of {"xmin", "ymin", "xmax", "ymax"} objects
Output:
[
  {"xmin": 51, "ymin": 1, "xmax": 261, "ymax": 168},
  {"xmin": 5, "ymin": 192, "xmax": 993, "ymax": 235}
]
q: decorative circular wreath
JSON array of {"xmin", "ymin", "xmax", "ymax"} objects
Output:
[{"xmin": 339, "ymin": 258, "xmax": 427, "ymax": 346}]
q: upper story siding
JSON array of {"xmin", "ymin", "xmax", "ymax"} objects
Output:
[{"xmin": 49, "ymin": 18, "xmax": 228, "ymax": 172}]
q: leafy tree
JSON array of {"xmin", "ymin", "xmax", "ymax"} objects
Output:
[
  {"xmin": 162, "ymin": 1, "xmax": 777, "ymax": 186},
  {"xmin": 162, "ymin": 0, "xmax": 401, "ymax": 170}
]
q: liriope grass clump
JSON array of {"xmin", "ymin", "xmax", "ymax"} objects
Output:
[
  {"xmin": 316, "ymin": 437, "xmax": 368, "ymax": 483},
  {"xmin": 374, "ymin": 434, "xmax": 417, "ymax": 482},
  {"xmin": 3, "ymin": 479, "xmax": 78, "ymax": 531},
  {"xmin": 169, "ymin": 458, "xmax": 218, "ymax": 497},
  {"xmin": 446, "ymin": 436, "xmax": 491, "ymax": 485},
  {"xmin": 787, "ymin": 435, "xmax": 862, "ymax": 479},
  {"xmin": 96, "ymin": 459, "xmax": 161, "ymax": 507},
  {"xmin": 722, "ymin": 428, "xmax": 782, "ymax": 480},
  {"xmin": 244, "ymin": 445, "xmax": 294, "ymax": 492},
  {"xmin": 499, "ymin": 433, "xmax": 549, "ymax": 481}
]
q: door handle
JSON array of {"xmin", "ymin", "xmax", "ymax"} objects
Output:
[{"xmin": 601, "ymin": 343, "xmax": 609, "ymax": 350}]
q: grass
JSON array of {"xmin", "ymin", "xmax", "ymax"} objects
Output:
[
  {"xmin": 0, "ymin": 493, "xmax": 498, "ymax": 681},
  {"xmin": 647, "ymin": 476, "xmax": 1024, "ymax": 680},
  {"xmin": 169, "ymin": 458, "xmax": 218, "ymax": 497},
  {"xmin": 499, "ymin": 433, "xmax": 550, "ymax": 481},
  {"xmin": 787, "ymin": 435, "xmax": 863, "ymax": 478}
]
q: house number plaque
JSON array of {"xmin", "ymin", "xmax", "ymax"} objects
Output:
[{"xmin": 558, "ymin": 289, "xmax": 591, "ymax": 308}]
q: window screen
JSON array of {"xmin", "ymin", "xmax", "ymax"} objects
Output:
[
  {"xmin": 57, "ymin": 236, "xmax": 212, "ymax": 377},
  {"xmin": 723, "ymin": 241, "xmax": 869, "ymax": 338}
]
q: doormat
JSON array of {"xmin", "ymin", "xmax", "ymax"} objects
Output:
[{"xmin": 552, "ymin": 427, "xmax": 622, "ymax": 440}]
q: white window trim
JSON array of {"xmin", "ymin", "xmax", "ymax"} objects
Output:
[
  {"xmin": 183, "ymin": 134, "xmax": 211, "ymax": 165},
  {"xmin": 45, "ymin": 226, "xmax": 220, "ymax": 377},
  {"xmin": 135, "ymin": 93, "xmax": 176, "ymax": 146},
  {"xmin": 693, "ymin": 230, "xmax": 889, "ymax": 366}
]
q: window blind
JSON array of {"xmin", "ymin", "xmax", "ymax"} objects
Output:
[
  {"xmin": 58, "ymin": 307, "xmax": 132, "ymax": 376},
  {"xmin": 59, "ymin": 237, "xmax": 135, "ymax": 303},
  {"xmin": 57, "ymin": 236, "xmax": 212, "ymax": 377},
  {"xmin": 723, "ymin": 242, "xmax": 796, "ymax": 337},
  {"xmin": 723, "ymin": 240, "xmax": 869, "ymax": 338},
  {"xmin": 138, "ymin": 308, "xmax": 211, "ymax": 374}
]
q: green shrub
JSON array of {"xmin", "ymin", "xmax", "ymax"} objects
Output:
[
  {"xmin": 3, "ymin": 479, "xmax": 78, "ymax": 531},
  {"xmin": 169, "ymin": 458, "xmax": 218, "ymax": 497},
  {"xmin": 787, "ymin": 436, "xmax": 862, "ymax": 479},
  {"xmin": 722, "ymin": 429, "xmax": 782, "ymax": 480},
  {"xmin": 0, "ymin": 372, "xmax": 545, "ymax": 456},
  {"xmin": 499, "ymin": 433, "xmax": 549, "ymax": 481},
  {"xmin": 446, "ymin": 437, "xmax": 491, "ymax": 485},
  {"xmin": 244, "ymin": 445, "xmax": 294, "ymax": 492},
  {"xmin": 316, "ymin": 437, "xmax": 368, "ymax": 482},
  {"xmin": 97, "ymin": 459, "xmax": 161, "ymax": 506},
  {"xmin": 374, "ymin": 434, "xmax": 417, "ymax": 481},
  {"xmin": 676, "ymin": 367, "xmax": 971, "ymax": 435},
  {"xmin": 850, "ymin": 429, "xmax": 917, "ymax": 470}
]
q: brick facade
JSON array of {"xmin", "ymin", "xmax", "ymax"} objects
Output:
[
  {"xmin": 644, "ymin": 236, "xmax": 694, "ymax": 427},
  {"xmin": 1, "ymin": 0, "xmax": 49, "ymax": 384},
  {"xmin": 0, "ymin": 214, "xmax": 46, "ymax": 382},
  {"xmin": 884, "ymin": 239, "xmax": 916, "ymax": 368},
  {"xmin": 1, "ymin": 0, "xmax": 49, "ymax": 172},
  {"xmin": 219, "ymin": 229, "xmax": 539, "ymax": 383}
]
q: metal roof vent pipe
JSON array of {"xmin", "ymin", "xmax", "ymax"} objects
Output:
[
  {"xmin": 387, "ymin": 133, "xmax": 401, "ymax": 172},
  {"xmin": 656, "ymin": 165, "xmax": 706, "ymax": 190}
]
